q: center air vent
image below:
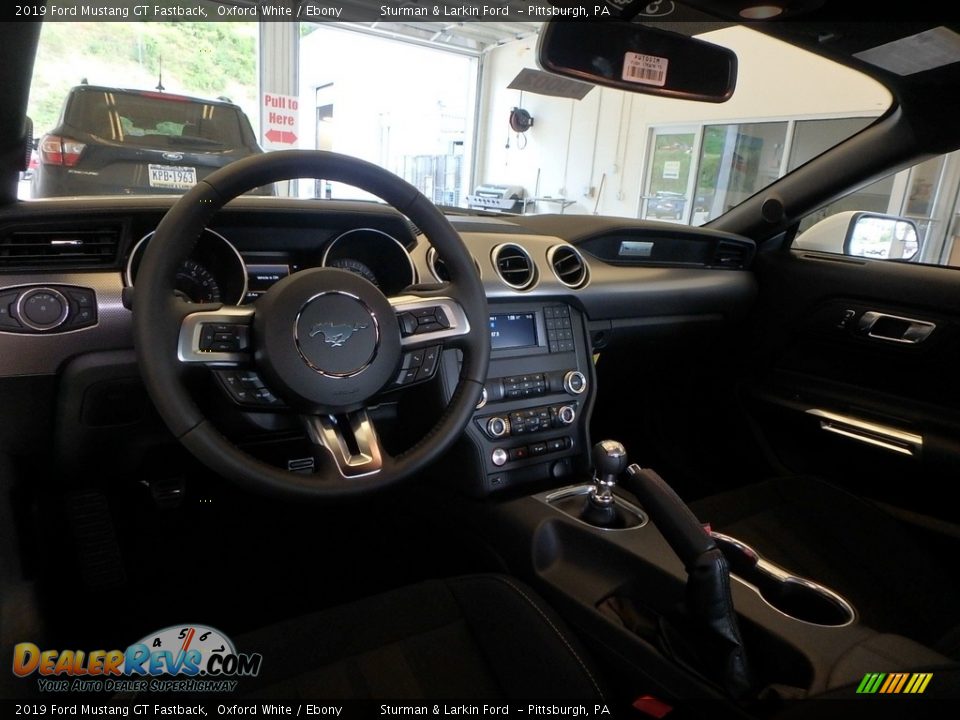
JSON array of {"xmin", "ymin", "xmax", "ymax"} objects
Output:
[
  {"xmin": 548, "ymin": 245, "xmax": 589, "ymax": 288},
  {"xmin": 491, "ymin": 243, "xmax": 536, "ymax": 290},
  {"xmin": 0, "ymin": 226, "xmax": 122, "ymax": 270}
]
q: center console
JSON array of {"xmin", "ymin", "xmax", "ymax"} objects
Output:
[
  {"xmin": 444, "ymin": 440, "xmax": 952, "ymax": 707},
  {"xmin": 438, "ymin": 301, "xmax": 594, "ymax": 496}
]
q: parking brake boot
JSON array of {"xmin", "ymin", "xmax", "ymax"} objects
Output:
[{"xmin": 623, "ymin": 464, "xmax": 756, "ymax": 699}]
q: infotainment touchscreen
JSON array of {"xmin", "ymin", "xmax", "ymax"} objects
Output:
[{"xmin": 489, "ymin": 313, "xmax": 538, "ymax": 350}]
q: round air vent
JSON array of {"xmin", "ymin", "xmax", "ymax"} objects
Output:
[
  {"xmin": 491, "ymin": 243, "xmax": 536, "ymax": 290},
  {"xmin": 548, "ymin": 245, "xmax": 589, "ymax": 289},
  {"xmin": 427, "ymin": 247, "xmax": 481, "ymax": 282}
]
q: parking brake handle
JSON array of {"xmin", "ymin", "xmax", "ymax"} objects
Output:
[{"xmin": 623, "ymin": 464, "xmax": 755, "ymax": 699}]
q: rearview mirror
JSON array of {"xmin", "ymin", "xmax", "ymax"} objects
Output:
[{"xmin": 537, "ymin": 20, "xmax": 737, "ymax": 103}]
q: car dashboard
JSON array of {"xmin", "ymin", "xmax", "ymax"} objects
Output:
[{"xmin": 0, "ymin": 196, "xmax": 756, "ymax": 495}]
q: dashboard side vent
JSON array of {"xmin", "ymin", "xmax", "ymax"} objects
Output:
[
  {"xmin": 427, "ymin": 247, "xmax": 452, "ymax": 282},
  {"xmin": 427, "ymin": 247, "xmax": 481, "ymax": 282},
  {"xmin": 0, "ymin": 226, "xmax": 122, "ymax": 270},
  {"xmin": 548, "ymin": 245, "xmax": 589, "ymax": 288},
  {"xmin": 491, "ymin": 243, "xmax": 536, "ymax": 290},
  {"xmin": 712, "ymin": 240, "xmax": 753, "ymax": 269}
]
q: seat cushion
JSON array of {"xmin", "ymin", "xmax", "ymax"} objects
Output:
[
  {"xmin": 691, "ymin": 476, "xmax": 960, "ymax": 653},
  {"xmin": 233, "ymin": 574, "xmax": 605, "ymax": 699}
]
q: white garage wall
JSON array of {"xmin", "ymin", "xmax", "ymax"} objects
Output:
[
  {"xmin": 475, "ymin": 26, "xmax": 892, "ymax": 218},
  {"xmin": 298, "ymin": 26, "xmax": 478, "ymax": 201}
]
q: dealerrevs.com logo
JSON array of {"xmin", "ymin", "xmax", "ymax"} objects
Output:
[{"xmin": 13, "ymin": 624, "xmax": 262, "ymax": 693}]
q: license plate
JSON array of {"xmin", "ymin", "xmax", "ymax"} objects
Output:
[{"xmin": 148, "ymin": 164, "xmax": 197, "ymax": 190}]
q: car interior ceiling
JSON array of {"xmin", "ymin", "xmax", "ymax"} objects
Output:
[{"xmin": 4, "ymin": 4, "xmax": 960, "ymax": 713}]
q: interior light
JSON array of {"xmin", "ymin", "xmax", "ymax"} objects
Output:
[{"xmin": 740, "ymin": 5, "xmax": 785, "ymax": 18}]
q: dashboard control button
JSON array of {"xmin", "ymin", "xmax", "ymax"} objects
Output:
[
  {"xmin": 557, "ymin": 405, "xmax": 576, "ymax": 425},
  {"xmin": 67, "ymin": 289, "xmax": 95, "ymax": 308},
  {"xmin": 509, "ymin": 446, "xmax": 529, "ymax": 461},
  {"xmin": 563, "ymin": 370, "xmax": 587, "ymax": 395},
  {"xmin": 491, "ymin": 448, "xmax": 508, "ymax": 467},
  {"xmin": 529, "ymin": 442, "xmax": 548, "ymax": 456},
  {"xmin": 0, "ymin": 292, "xmax": 22, "ymax": 329},
  {"xmin": 17, "ymin": 288, "xmax": 69, "ymax": 331},
  {"xmin": 66, "ymin": 307, "xmax": 96, "ymax": 328},
  {"xmin": 546, "ymin": 438, "xmax": 568, "ymax": 452},
  {"xmin": 487, "ymin": 417, "xmax": 509, "ymax": 438}
]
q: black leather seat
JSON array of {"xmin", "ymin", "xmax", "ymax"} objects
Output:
[
  {"xmin": 691, "ymin": 476, "xmax": 960, "ymax": 657},
  {"xmin": 233, "ymin": 574, "xmax": 606, "ymax": 699}
]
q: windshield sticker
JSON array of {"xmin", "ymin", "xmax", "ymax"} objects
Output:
[
  {"xmin": 854, "ymin": 26, "xmax": 960, "ymax": 76},
  {"xmin": 622, "ymin": 52, "xmax": 669, "ymax": 87}
]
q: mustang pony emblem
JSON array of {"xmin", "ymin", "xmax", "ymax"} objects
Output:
[{"xmin": 308, "ymin": 322, "xmax": 368, "ymax": 348}]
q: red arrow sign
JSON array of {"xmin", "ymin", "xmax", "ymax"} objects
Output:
[{"xmin": 265, "ymin": 129, "xmax": 298, "ymax": 145}]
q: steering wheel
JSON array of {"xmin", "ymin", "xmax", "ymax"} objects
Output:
[{"xmin": 133, "ymin": 151, "xmax": 490, "ymax": 499}]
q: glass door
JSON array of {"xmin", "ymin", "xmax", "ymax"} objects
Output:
[{"xmin": 641, "ymin": 127, "xmax": 699, "ymax": 224}]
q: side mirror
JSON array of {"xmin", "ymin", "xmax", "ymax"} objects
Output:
[
  {"xmin": 537, "ymin": 20, "xmax": 737, "ymax": 103},
  {"xmin": 846, "ymin": 213, "xmax": 920, "ymax": 261},
  {"xmin": 795, "ymin": 211, "xmax": 921, "ymax": 261}
]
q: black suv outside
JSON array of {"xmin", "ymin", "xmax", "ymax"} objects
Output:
[{"xmin": 32, "ymin": 85, "xmax": 268, "ymax": 198}]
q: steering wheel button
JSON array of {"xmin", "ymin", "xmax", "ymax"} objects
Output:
[
  {"xmin": 407, "ymin": 349, "xmax": 425, "ymax": 367},
  {"xmin": 416, "ymin": 321, "xmax": 441, "ymax": 333},
  {"xmin": 419, "ymin": 346, "xmax": 440, "ymax": 375},
  {"xmin": 398, "ymin": 312, "xmax": 417, "ymax": 336},
  {"xmin": 434, "ymin": 310, "xmax": 450, "ymax": 328}
]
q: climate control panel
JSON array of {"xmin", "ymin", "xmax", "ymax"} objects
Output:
[{"xmin": 476, "ymin": 402, "xmax": 579, "ymax": 440}]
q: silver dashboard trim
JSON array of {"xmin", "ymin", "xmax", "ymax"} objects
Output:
[
  {"xmin": 490, "ymin": 242, "xmax": 538, "ymax": 291},
  {"xmin": 321, "ymin": 227, "xmax": 418, "ymax": 290},
  {"xmin": 541, "ymin": 484, "xmax": 649, "ymax": 532},
  {"xmin": 388, "ymin": 295, "xmax": 470, "ymax": 347},
  {"xmin": 806, "ymin": 408, "xmax": 922, "ymax": 456},
  {"xmin": 0, "ymin": 272, "xmax": 128, "ymax": 377},
  {"xmin": 125, "ymin": 228, "xmax": 249, "ymax": 306},
  {"xmin": 546, "ymin": 244, "xmax": 591, "ymax": 290},
  {"xmin": 177, "ymin": 306, "xmax": 254, "ymax": 365}
]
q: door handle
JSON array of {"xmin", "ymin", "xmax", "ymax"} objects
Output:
[
  {"xmin": 858, "ymin": 311, "xmax": 935, "ymax": 344},
  {"xmin": 806, "ymin": 409, "xmax": 922, "ymax": 456}
]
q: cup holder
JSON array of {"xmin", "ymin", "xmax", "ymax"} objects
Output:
[{"xmin": 712, "ymin": 532, "xmax": 855, "ymax": 627}]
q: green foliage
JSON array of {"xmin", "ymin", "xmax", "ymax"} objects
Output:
[{"xmin": 28, "ymin": 22, "xmax": 258, "ymax": 134}]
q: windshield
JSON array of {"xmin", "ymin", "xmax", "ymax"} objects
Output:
[{"xmin": 24, "ymin": 11, "xmax": 892, "ymax": 222}]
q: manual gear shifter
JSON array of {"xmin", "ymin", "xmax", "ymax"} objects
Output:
[{"xmin": 579, "ymin": 440, "xmax": 631, "ymax": 528}]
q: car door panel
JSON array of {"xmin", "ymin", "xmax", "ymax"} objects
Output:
[{"xmin": 742, "ymin": 246, "xmax": 960, "ymax": 522}]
